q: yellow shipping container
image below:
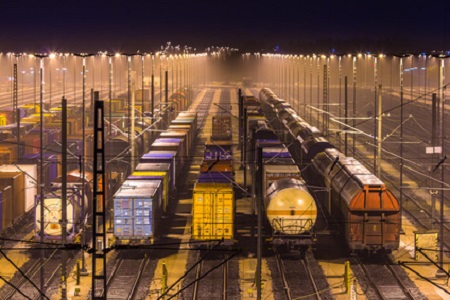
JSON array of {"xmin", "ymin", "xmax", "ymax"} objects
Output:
[
  {"xmin": 130, "ymin": 171, "xmax": 170, "ymax": 213},
  {"xmin": 191, "ymin": 183, "xmax": 234, "ymax": 242}
]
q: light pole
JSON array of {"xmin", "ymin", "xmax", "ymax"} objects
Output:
[
  {"xmin": 74, "ymin": 52, "xmax": 94, "ymax": 276},
  {"xmin": 34, "ymin": 52, "xmax": 48, "ymax": 300}
]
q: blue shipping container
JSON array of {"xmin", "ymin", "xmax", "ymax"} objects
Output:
[{"xmin": 113, "ymin": 180, "xmax": 161, "ymax": 241}]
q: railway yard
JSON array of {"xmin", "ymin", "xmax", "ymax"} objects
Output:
[{"xmin": 0, "ymin": 52, "xmax": 449, "ymax": 300}]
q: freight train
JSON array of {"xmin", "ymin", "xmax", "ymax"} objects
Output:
[
  {"xmin": 247, "ymin": 107, "xmax": 317, "ymax": 255},
  {"xmin": 259, "ymin": 88, "xmax": 400, "ymax": 254},
  {"xmin": 113, "ymin": 110, "xmax": 197, "ymax": 245},
  {"xmin": 191, "ymin": 108, "xmax": 235, "ymax": 247}
]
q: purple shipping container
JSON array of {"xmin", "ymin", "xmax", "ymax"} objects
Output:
[
  {"xmin": 29, "ymin": 128, "xmax": 60, "ymax": 144},
  {"xmin": 141, "ymin": 151, "xmax": 177, "ymax": 185},
  {"xmin": 261, "ymin": 147, "xmax": 295, "ymax": 165},
  {"xmin": 197, "ymin": 172, "xmax": 233, "ymax": 183},
  {"xmin": 150, "ymin": 140, "xmax": 184, "ymax": 175},
  {"xmin": 204, "ymin": 142, "xmax": 232, "ymax": 160}
]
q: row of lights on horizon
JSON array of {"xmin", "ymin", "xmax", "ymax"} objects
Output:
[
  {"xmin": 0, "ymin": 51, "xmax": 209, "ymax": 59},
  {"xmin": 256, "ymin": 52, "xmax": 450, "ymax": 59}
]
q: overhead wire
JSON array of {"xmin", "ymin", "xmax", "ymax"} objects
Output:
[{"xmin": 0, "ymin": 248, "xmax": 50, "ymax": 300}]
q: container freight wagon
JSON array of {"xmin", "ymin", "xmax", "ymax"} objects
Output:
[
  {"xmin": 113, "ymin": 180, "xmax": 162, "ymax": 245},
  {"xmin": 191, "ymin": 182, "xmax": 235, "ymax": 247}
]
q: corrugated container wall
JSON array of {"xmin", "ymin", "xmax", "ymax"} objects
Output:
[{"xmin": 191, "ymin": 183, "xmax": 234, "ymax": 242}]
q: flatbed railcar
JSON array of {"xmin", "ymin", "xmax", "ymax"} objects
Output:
[{"xmin": 258, "ymin": 87, "xmax": 401, "ymax": 254}]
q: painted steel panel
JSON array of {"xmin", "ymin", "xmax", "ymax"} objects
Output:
[
  {"xmin": 113, "ymin": 180, "xmax": 161, "ymax": 240},
  {"xmin": 191, "ymin": 183, "xmax": 234, "ymax": 241},
  {"xmin": 0, "ymin": 164, "xmax": 37, "ymax": 212},
  {"xmin": 130, "ymin": 171, "xmax": 169, "ymax": 212},
  {"xmin": 211, "ymin": 116, "xmax": 232, "ymax": 141},
  {"xmin": 141, "ymin": 151, "xmax": 177, "ymax": 185},
  {"xmin": 0, "ymin": 172, "xmax": 25, "ymax": 220},
  {"xmin": 204, "ymin": 141, "xmax": 232, "ymax": 160}
]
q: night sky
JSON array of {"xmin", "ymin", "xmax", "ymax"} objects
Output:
[{"xmin": 0, "ymin": 0, "xmax": 449, "ymax": 53}]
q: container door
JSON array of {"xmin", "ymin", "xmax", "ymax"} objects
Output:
[
  {"xmin": 192, "ymin": 191, "xmax": 213, "ymax": 240},
  {"xmin": 114, "ymin": 198, "xmax": 133, "ymax": 238},
  {"xmin": 213, "ymin": 191, "xmax": 233, "ymax": 240}
]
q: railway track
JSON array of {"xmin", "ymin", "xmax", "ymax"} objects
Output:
[
  {"xmin": 0, "ymin": 248, "xmax": 78, "ymax": 300},
  {"xmin": 105, "ymin": 251, "xmax": 148, "ymax": 300},
  {"xmin": 351, "ymin": 257, "xmax": 425, "ymax": 300},
  {"xmin": 190, "ymin": 251, "xmax": 229, "ymax": 300},
  {"xmin": 274, "ymin": 250, "xmax": 333, "ymax": 300}
]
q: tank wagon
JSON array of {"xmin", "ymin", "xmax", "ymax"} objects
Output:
[
  {"xmin": 35, "ymin": 170, "xmax": 92, "ymax": 242},
  {"xmin": 258, "ymin": 87, "xmax": 400, "ymax": 254},
  {"xmin": 249, "ymin": 118, "xmax": 317, "ymax": 254}
]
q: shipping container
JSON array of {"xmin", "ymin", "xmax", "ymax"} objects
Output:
[
  {"xmin": 171, "ymin": 118, "xmax": 197, "ymax": 135},
  {"xmin": 20, "ymin": 135, "xmax": 40, "ymax": 155},
  {"xmin": 167, "ymin": 124, "xmax": 195, "ymax": 148},
  {"xmin": 204, "ymin": 141, "xmax": 232, "ymax": 160},
  {"xmin": 141, "ymin": 151, "xmax": 177, "ymax": 184},
  {"xmin": 19, "ymin": 103, "xmax": 38, "ymax": 116},
  {"xmin": 20, "ymin": 153, "xmax": 59, "ymax": 187},
  {"xmin": 211, "ymin": 116, "xmax": 232, "ymax": 141},
  {"xmin": 0, "ymin": 109, "xmax": 16, "ymax": 125},
  {"xmin": 28, "ymin": 128, "xmax": 60, "ymax": 145},
  {"xmin": 0, "ymin": 164, "xmax": 37, "ymax": 212},
  {"xmin": 176, "ymin": 112, "xmax": 197, "ymax": 131},
  {"xmin": 135, "ymin": 163, "xmax": 173, "ymax": 188},
  {"xmin": 0, "ymin": 123, "xmax": 34, "ymax": 137},
  {"xmin": 260, "ymin": 147, "xmax": 295, "ymax": 166},
  {"xmin": 0, "ymin": 152, "xmax": 11, "ymax": 164},
  {"xmin": 191, "ymin": 182, "xmax": 234, "ymax": 244},
  {"xmin": 129, "ymin": 170, "xmax": 169, "ymax": 212},
  {"xmin": 0, "ymin": 139, "xmax": 24, "ymax": 162},
  {"xmin": 197, "ymin": 172, "xmax": 233, "ymax": 184},
  {"xmin": 150, "ymin": 140, "xmax": 184, "ymax": 174},
  {"xmin": 113, "ymin": 180, "xmax": 162, "ymax": 243},
  {"xmin": 0, "ymin": 172, "xmax": 25, "ymax": 221},
  {"xmin": 0, "ymin": 187, "xmax": 13, "ymax": 231},
  {"xmin": 160, "ymin": 130, "xmax": 190, "ymax": 155},
  {"xmin": 200, "ymin": 159, "xmax": 233, "ymax": 173}
]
